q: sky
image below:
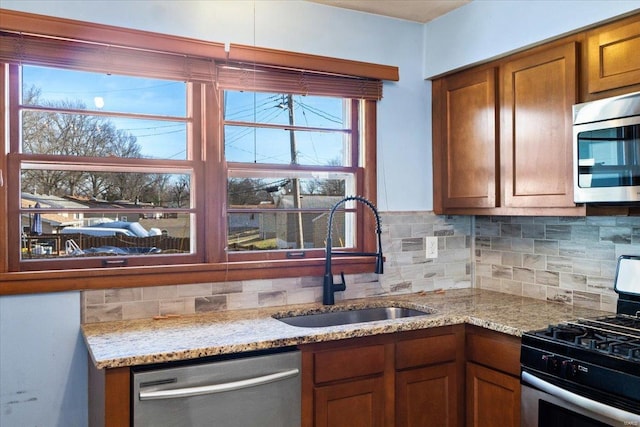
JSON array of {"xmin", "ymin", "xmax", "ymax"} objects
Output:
[{"xmin": 23, "ymin": 65, "xmax": 188, "ymax": 160}]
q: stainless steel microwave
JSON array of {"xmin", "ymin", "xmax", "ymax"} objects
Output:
[{"xmin": 573, "ymin": 91, "xmax": 640, "ymax": 204}]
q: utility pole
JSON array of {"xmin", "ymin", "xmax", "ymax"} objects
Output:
[{"xmin": 287, "ymin": 94, "xmax": 304, "ymax": 249}]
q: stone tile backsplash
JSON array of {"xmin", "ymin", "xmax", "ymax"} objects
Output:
[
  {"xmin": 474, "ymin": 215, "xmax": 640, "ymax": 313},
  {"xmin": 81, "ymin": 213, "xmax": 640, "ymax": 323},
  {"xmin": 82, "ymin": 212, "xmax": 472, "ymax": 323}
]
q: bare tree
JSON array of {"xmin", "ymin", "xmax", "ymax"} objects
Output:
[
  {"xmin": 304, "ymin": 179, "xmax": 320, "ymax": 195},
  {"xmin": 171, "ymin": 176, "xmax": 191, "ymax": 208},
  {"xmin": 319, "ymin": 157, "xmax": 346, "ymax": 196},
  {"xmin": 227, "ymin": 178, "xmax": 273, "ymax": 206},
  {"xmin": 21, "ymin": 86, "xmax": 149, "ymax": 201}
]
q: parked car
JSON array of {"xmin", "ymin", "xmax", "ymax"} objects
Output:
[
  {"xmin": 60, "ymin": 226, "xmax": 137, "ymax": 237},
  {"xmin": 87, "ymin": 221, "xmax": 161, "ymax": 237},
  {"xmin": 61, "ymin": 221, "xmax": 162, "ymax": 237}
]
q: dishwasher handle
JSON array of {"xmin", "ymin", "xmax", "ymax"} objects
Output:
[{"xmin": 139, "ymin": 368, "xmax": 300, "ymax": 401}]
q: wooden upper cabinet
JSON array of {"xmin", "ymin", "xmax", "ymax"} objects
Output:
[
  {"xmin": 587, "ymin": 14, "xmax": 640, "ymax": 95},
  {"xmin": 432, "ymin": 67, "xmax": 498, "ymax": 213},
  {"xmin": 501, "ymin": 42, "xmax": 578, "ymax": 208},
  {"xmin": 431, "ymin": 13, "xmax": 640, "ymax": 216}
]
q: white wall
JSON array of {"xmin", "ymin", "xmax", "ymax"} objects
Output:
[
  {"xmin": 0, "ymin": 292, "xmax": 87, "ymax": 427},
  {"xmin": 424, "ymin": 0, "xmax": 640, "ymax": 78}
]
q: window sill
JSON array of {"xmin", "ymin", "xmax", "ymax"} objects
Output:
[{"xmin": 0, "ymin": 256, "xmax": 380, "ymax": 295}]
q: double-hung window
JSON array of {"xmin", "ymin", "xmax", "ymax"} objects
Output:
[
  {"xmin": 1, "ymin": 30, "xmax": 215, "ymax": 271},
  {"xmin": 218, "ymin": 65, "xmax": 381, "ymax": 262},
  {"xmin": 13, "ymin": 64, "xmax": 198, "ymax": 270},
  {"xmin": 0, "ymin": 12, "xmax": 394, "ymax": 286}
]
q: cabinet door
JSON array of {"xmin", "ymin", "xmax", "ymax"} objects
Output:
[
  {"xmin": 314, "ymin": 376, "xmax": 385, "ymax": 427},
  {"xmin": 587, "ymin": 14, "xmax": 640, "ymax": 94},
  {"xmin": 501, "ymin": 42, "xmax": 577, "ymax": 208},
  {"xmin": 466, "ymin": 362, "xmax": 520, "ymax": 427},
  {"xmin": 432, "ymin": 67, "xmax": 498, "ymax": 212},
  {"xmin": 396, "ymin": 362, "xmax": 458, "ymax": 427}
]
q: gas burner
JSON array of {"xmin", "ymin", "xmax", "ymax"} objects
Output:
[
  {"xmin": 608, "ymin": 340, "xmax": 640, "ymax": 362},
  {"xmin": 573, "ymin": 331, "xmax": 608, "ymax": 349},
  {"xmin": 541, "ymin": 324, "xmax": 586, "ymax": 342}
]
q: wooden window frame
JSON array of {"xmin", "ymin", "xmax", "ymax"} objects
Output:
[
  {"xmin": 0, "ymin": 9, "xmax": 397, "ymax": 295},
  {"xmin": 8, "ymin": 64, "xmax": 203, "ymax": 272}
]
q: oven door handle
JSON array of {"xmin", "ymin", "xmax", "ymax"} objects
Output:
[{"xmin": 522, "ymin": 371, "xmax": 640, "ymax": 423}]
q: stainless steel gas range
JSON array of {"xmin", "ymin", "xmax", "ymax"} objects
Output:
[{"xmin": 520, "ymin": 255, "xmax": 640, "ymax": 427}]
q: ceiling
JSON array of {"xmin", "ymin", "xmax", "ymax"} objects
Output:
[{"xmin": 307, "ymin": 0, "xmax": 471, "ymax": 23}]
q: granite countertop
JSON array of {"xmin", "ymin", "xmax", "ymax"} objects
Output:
[{"xmin": 82, "ymin": 288, "xmax": 610, "ymax": 369}]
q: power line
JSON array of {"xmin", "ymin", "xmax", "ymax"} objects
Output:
[
  {"xmin": 296, "ymin": 100, "xmax": 343, "ymax": 125},
  {"xmin": 131, "ymin": 129, "xmax": 185, "ymax": 138}
]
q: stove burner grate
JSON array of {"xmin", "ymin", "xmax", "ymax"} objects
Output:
[
  {"xmin": 534, "ymin": 316, "xmax": 640, "ymax": 362},
  {"xmin": 607, "ymin": 340, "xmax": 640, "ymax": 362}
]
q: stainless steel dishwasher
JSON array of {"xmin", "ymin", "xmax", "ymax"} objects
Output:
[{"xmin": 131, "ymin": 349, "xmax": 301, "ymax": 427}]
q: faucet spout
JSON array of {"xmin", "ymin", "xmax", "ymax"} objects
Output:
[{"xmin": 323, "ymin": 196, "xmax": 383, "ymax": 305}]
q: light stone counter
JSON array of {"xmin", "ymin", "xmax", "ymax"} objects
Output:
[{"xmin": 82, "ymin": 288, "xmax": 610, "ymax": 369}]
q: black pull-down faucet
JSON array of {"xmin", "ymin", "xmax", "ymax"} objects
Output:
[{"xmin": 323, "ymin": 196, "xmax": 383, "ymax": 305}]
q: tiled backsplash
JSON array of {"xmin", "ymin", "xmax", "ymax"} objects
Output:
[
  {"xmin": 82, "ymin": 212, "xmax": 472, "ymax": 323},
  {"xmin": 81, "ymin": 212, "xmax": 640, "ymax": 323},
  {"xmin": 475, "ymin": 215, "xmax": 640, "ymax": 313}
]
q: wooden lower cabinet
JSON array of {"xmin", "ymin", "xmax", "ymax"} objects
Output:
[
  {"xmin": 300, "ymin": 326, "xmax": 465, "ymax": 427},
  {"xmin": 88, "ymin": 364, "xmax": 130, "ymax": 427},
  {"xmin": 465, "ymin": 326, "xmax": 522, "ymax": 427},
  {"xmin": 466, "ymin": 362, "xmax": 521, "ymax": 427}
]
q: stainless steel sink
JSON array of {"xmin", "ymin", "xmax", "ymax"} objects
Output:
[{"xmin": 274, "ymin": 306, "xmax": 433, "ymax": 328}]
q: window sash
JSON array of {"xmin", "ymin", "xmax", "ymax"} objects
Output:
[
  {"xmin": 224, "ymin": 95, "xmax": 363, "ymax": 261},
  {"xmin": 6, "ymin": 63, "xmax": 204, "ymax": 270}
]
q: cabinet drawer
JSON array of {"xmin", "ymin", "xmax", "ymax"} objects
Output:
[
  {"xmin": 465, "ymin": 327, "xmax": 520, "ymax": 377},
  {"xmin": 395, "ymin": 333, "xmax": 457, "ymax": 370},
  {"xmin": 313, "ymin": 344, "xmax": 385, "ymax": 384}
]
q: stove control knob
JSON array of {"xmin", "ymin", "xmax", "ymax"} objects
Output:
[
  {"xmin": 561, "ymin": 360, "xmax": 578, "ymax": 379},
  {"xmin": 542, "ymin": 354, "xmax": 559, "ymax": 373}
]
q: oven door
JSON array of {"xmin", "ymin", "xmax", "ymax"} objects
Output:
[{"xmin": 521, "ymin": 372, "xmax": 640, "ymax": 427}]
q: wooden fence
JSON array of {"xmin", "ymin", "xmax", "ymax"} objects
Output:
[{"xmin": 23, "ymin": 233, "xmax": 190, "ymax": 256}]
